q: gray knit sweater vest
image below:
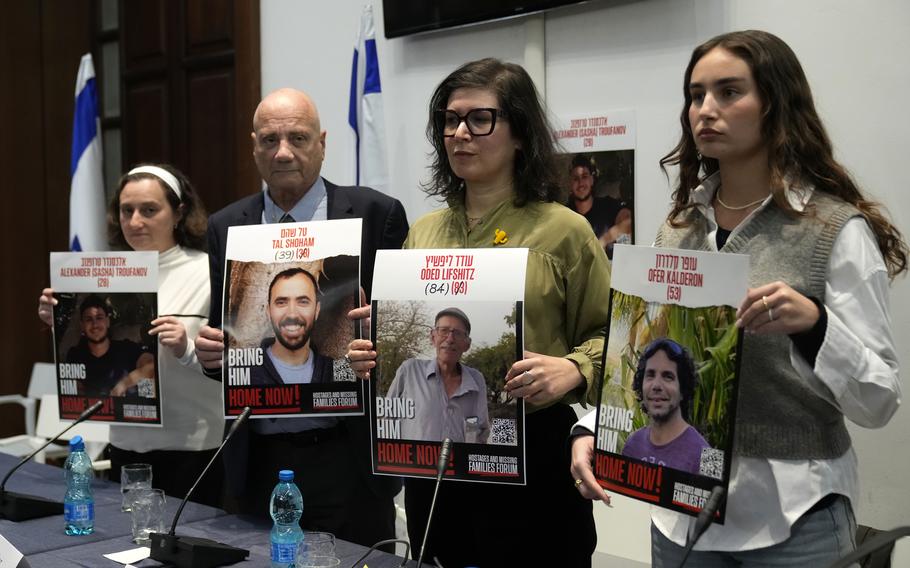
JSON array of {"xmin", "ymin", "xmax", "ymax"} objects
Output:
[{"xmin": 655, "ymin": 191, "xmax": 860, "ymax": 459}]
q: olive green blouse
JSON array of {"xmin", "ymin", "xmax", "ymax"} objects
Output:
[{"xmin": 403, "ymin": 198, "xmax": 612, "ymax": 409}]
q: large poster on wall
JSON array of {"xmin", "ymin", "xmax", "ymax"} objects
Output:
[
  {"xmin": 221, "ymin": 219, "xmax": 362, "ymax": 418},
  {"xmin": 370, "ymin": 248, "xmax": 528, "ymax": 484},
  {"xmin": 594, "ymin": 244, "xmax": 747, "ymax": 521},
  {"xmin": 50, "ymin": 251, "xmax": 161, "ymax": 425},
  {"xmin": 555, "ymin": 110, "xmax": 635, "ymax": 259}
]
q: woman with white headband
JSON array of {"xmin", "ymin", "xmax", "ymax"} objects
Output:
[{"xmin": 38, "ymin": 163, "xmax": 224, "ymax": 506}]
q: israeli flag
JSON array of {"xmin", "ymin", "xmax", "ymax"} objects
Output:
[
  {"xmin": 70, "ymin": 53, "xmax": 107, "ymax": 252},
  {"xmin": 348, "ymin": 4, "xmax": 389, "ymax": 194}
]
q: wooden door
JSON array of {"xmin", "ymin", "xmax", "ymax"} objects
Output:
[{"xmin": 120, "ymin": 0, "xmax": 261, "ymax": 215}]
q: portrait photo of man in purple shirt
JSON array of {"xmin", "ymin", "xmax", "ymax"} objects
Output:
[{"xmin": 622, "ymin": 338, "xmax": 711, "ymax": 474}]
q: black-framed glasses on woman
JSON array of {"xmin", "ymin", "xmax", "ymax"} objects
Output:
[{"xmin": 436, "ymin": 108, "xmax": 507, "ymax": 137}]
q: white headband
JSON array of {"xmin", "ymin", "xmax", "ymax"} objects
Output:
[{"xmin": 127, "ymin": 166, "xmax": 182, "ymax": 199}]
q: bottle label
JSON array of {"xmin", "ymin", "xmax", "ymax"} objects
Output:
[
  {"xmin": 271, "ymin": 541, "xmax": 297, "ymax": 563},
  {"xmin": 64, "ymin": 502, "xmax": 94, "ymax": 522}
]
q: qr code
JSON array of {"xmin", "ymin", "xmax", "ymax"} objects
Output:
[
  {"xmin": 699, "ymin": 447, "xmax": 725, "ymax": 480},
  {"xmin": 137, "ymin": 378, "xmax": 156, "ymax": 398},
  {"xmin": 333, "ymin": 358, "xmax": 357, "ymax": 382},
  {"xmin": 489, "ymin": 418, "xmax": 517, "ymax": 446}
]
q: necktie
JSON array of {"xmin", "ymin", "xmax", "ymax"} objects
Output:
[{"xmin": 278, "ymin": 212, "xmax": 295, "ymax": 223}]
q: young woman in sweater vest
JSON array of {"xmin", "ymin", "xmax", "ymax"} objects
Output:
[{"xmin": 572, "ymin": 30, "xmax": 907, "ymax": 566}]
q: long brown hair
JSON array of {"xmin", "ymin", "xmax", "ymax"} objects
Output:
[{"xmin": 660, "ymin": 30, "xmax": 906, "ymax": 277}]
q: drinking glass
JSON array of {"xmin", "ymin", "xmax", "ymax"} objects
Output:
[
  {"xmin": 120, "ymin": 463, "xmax": 152, "ymax": 512},
  {"xmin": 296, "ymin": 531, "xmax": 336, "ymax": 565},
  {"xmin": 296, "ymin": 555, "xmax": 341, "ymax": 568},
  {"xmin": 130, "ymin": 488, "xmax": 166, "ymax": 545}
]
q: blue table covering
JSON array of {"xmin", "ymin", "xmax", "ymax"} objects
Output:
[
  {"xmin": 0, "ymin": 452, "xmax": 225, "ymax": 556},
  {"xmin": 1, "ymin": 453, "xmax": 412, "ymax": 567}
]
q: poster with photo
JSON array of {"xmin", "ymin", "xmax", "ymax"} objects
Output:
[
  {"xmin": 50, "ymin": 251, "xmax": 160, "ymax": 425},
  {"xmin": 222, "ymin": 218, "xmax": 362, "ymax": 418},
  {"xmin": 370, "ymin": 248, "xmax": 528, "ymax": 484},
  {"xmin": 555, "ymin": 110, "xmax": 635, "ymax": 259},
  {"xmin": 594, "ymin": 244, "xmax": 748, "ymax": 521}
]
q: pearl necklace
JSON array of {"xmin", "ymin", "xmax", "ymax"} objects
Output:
[{"xmin": 715, "ymin": 189, "xmax": 768, "ymax": 211}]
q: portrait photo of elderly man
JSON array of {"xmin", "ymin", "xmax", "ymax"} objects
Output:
[{"xmin": 386, "ymin": 307, "xmax": 491, "ymax": 444}]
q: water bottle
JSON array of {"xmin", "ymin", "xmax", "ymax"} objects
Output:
[
  {"xmin": 63, "ymin": 435, "xmax": 94, "ymax": 535},
  {"xmin": 270, "ymin": 469, "xmax": 303, "ymax": 568}
]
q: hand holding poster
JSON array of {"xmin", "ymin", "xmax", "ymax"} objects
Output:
[
  {"xmin": 370, "ymin": 248, "xmax": 528, "ymax": 484},
  {"xmin": 50, "ymin": 251, "xmax": 160, "ymax": 424},
  {"xmin": 222, "ymin": 218, "xmax": 362, "ymax": 418},
  {"xmin": 594, "ymin": 244, "xmax": 748, "ymax": 520}
]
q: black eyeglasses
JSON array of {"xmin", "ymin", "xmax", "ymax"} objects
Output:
[{"xmin": 435, "ymin": 108, "xmax": 507, "ymax": 137}]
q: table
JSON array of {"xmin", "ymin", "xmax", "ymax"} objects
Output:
[
  {"xmin": 27, "ymin": 515, "xmax": 414, "ymax": 567},
  {"xmin": 0, "ymin": 453, "xmax": 413, "ymax": 567}
]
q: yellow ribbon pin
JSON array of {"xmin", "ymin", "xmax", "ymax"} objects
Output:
[{"xmin": 493, "ymin": 228, "xmax": 508, "ymax": 245}]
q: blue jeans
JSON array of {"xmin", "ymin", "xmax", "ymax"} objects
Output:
[{"xmin": 651, "ymin": 495, "xmax": 857, "ymax": 567}]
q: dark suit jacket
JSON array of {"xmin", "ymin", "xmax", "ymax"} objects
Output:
[
  {"xmin": 207, "ymin": 179, "xmax": 408, "ymax": 326},
  {"xmin": 207, "ymin": 178, "xmax": 408, "ymax": 501}
]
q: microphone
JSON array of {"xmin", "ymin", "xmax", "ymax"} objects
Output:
[
  {"xmin": 416, "ymin": 438, "xmax": 452, "ymax": 568},
  {"xmin": 149, "ymin": 407, "xmax": 252, "ymax": 568},
  {"xmin": 828, "ymin": 525, "xmax": 910, "ymax": 568},
  {"xmin": 676, "ymin": 485, "xmax": 725, "ymax": 568},
  {"xmin": 76, "ymin": 400, "xmax": 105, "ymax": 421},
  {"xmin": 0, "ymin": 399, "xmax": 104, "ymax": 521},
  {"xmin": 436, "ymin": 438, "xmax": 452, "ymax": 481}
]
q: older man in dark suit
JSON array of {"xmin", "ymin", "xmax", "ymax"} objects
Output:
[{"xmin": 195, "ymin": 88, "xmax": 407, "ymax": 547}]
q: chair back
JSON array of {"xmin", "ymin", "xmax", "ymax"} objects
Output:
[
  {"xmin": 27, "ymin": 362, "xmax": 57, "ymax": 399},
  {"xmin": 857, "ymin": 524, "xmax": 895, "ymax": 568},
  {"xmin": 35, "ymin": 394, "xmax": 110, "ymax": 445}
]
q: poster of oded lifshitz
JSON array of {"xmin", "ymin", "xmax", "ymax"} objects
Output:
[
  {"xmin": 222, "ymin": 218, "xmax": 362, "ymax": 418},
  {"xmin": 50, "ymin": 251, "xmax": 160, "ymax": 425},
  {"xmin": 370, "ymin": 248, "xmax": 528, "ymax": 485},
  {"xmin": 594, "ymin": 245, "xmax": 748, "ymax": 521}
]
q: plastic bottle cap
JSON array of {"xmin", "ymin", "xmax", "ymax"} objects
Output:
[
  {"xmin": 69, "ymin": 435, "xmax": 85, "ymax": 451},
  {"xmin": 278, "ymin": 469, "xmax": 294, "ymax": 482}
]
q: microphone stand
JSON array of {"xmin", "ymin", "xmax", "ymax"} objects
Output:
[
  {"xmin": 416, "ymin": 438, "xmax": 452, "ymax": 568},
  {"xmin": 0, "ymin": 400, "xmax": 104, "ymax": 521},
  {"xmin": 149, "ymin": 407, "xmax": 252, "ymax": 568},
  {"xmin": 676, "ymin": 485, "xmax": 725, "ymax": 568}
]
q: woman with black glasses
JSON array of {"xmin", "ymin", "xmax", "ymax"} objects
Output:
[{"xmin": 348, "ymin": 58, "xmax": 611, "ymax": 567}]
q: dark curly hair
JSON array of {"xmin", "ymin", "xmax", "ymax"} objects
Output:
[
  {"xmin": 570, "ymin": 153, "xmax": 598, "ymax": 180},
  {"xmin": 107, "ymin": 163, "xmax": 208, "ymax": 251},
  {"xmin": 78, "ymin": 294, "xmax": 110, "ymax": 317},
  {"xmin": 423, "ymin": 58, "xmax": 562, "ymax": 206},
  {"xmin": 632, "ymin": 338, "xmax": 698, "ymax": 421},
  {"xmin": 660, "ymin": 30, "xmax": 906, "ymax": 278}
]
